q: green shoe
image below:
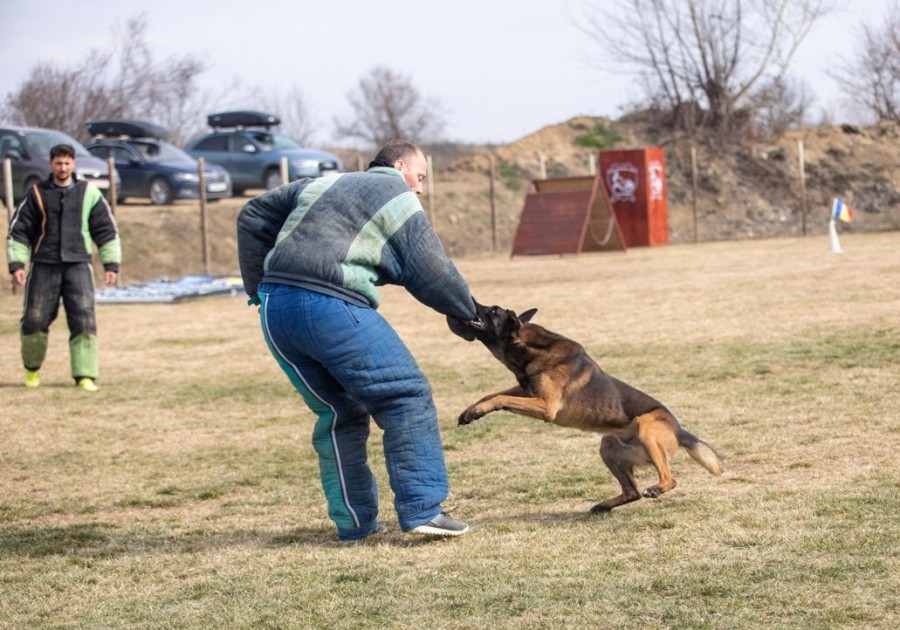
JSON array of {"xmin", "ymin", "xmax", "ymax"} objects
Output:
[
  {"xmin": 24, "ymin": 370, "xmax": 41, "ymax": 388},
  {"xmin": 77, "ymin": 378, "xmax": 99, "ymax": 392}
]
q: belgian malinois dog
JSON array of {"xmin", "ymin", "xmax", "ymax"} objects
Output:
[{"xmin": 448, "ymin": 301, "xmax": 724, "ymax": 513}]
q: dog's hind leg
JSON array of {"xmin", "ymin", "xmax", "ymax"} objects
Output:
[
  {"xmin": 591, "ymin": 435, "xmax": 642, "ymax": 513},
  {"xmin": 636, "ymin": 411, "xmax": 679, "ymax": 499}
]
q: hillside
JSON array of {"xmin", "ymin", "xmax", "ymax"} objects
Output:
[
  {"xmin": 102, "ymin": 116, "xmax": 900, "ymax": 283},
  {"xmin": 420, "ymin": 115, "xmax": 900, "ymax": 256}
]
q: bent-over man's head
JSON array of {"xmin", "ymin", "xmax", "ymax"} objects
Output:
[{"xmin": 369, "ymin": 140, "xmax": 427, "ymax": 196}]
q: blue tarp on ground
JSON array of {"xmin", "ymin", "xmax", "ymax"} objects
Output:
[{"xmin": 96, "ymin": 275, "xmax": 244, "ymax": 304}]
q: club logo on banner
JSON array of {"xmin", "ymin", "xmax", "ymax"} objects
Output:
[{"xmin": 605, "ymin": 162, "xmax": 640, "ymax": 203}]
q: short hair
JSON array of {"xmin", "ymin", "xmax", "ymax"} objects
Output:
[
  {"xmin": 49, "ymin": 144, "xmax": 76, "ymax": 160},
  {"xmin": 368, "ymin": 140, "xmax": 421, "ymax": 169}
]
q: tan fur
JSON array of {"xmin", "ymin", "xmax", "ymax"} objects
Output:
[{"xmin": 452, "ymin": 302, "xmax": 724, "ymax": 513}]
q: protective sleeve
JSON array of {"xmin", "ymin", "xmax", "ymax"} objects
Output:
[
  {"xmin": 395, "ymin": 217, "xmax": 476, "ymax": 320},
  {"xmin": 6, "ymin": 193, "xmax": 39, "ymax": 272},
  {"xmin": 86, "ymin": 185, "xmax": 121, "ymax": 270}
]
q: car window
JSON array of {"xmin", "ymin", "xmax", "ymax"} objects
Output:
[
  {"xmin": 131, "ymin": 142, "xmax": 160, "ymax": 161},
  {"xmin": 87, "ymin": 146, "xmax": 109, "ymax": 159},
  {"xmin": 228, "ymin": 135, "xmax": 254, "ymax": 152},
  {"xmin": 248, "ymin": 132, "xmax": 274, "ymax": 150},
  {"xmin": 0, "ymin": 132, "xmax": 24, "ymax": 156},
  {"xmin": 128, "ymin": 140, "xmax": 190, "ymax": 162},
  {"xmin": 194, "ymin": 136, "xmax": 228, "ymax": 151},
  {"xmin": 24, "ymin": 129, "xmax": 92, "ymax": 158},
  {"xmin": 156, "ymin": 141, "xmax": 195, "ymax": 162},
  {"xmin": 248, "ymin": 131, "xmax": 300, "ymax": 151},
  {"xmin": 112, "ymin": 147, "xmax": 134, "ymax": 162}
]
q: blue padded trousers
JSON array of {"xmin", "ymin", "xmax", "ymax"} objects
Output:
[{"xmin": 258, "ymin": 283, "xmax": 448, "ymax": 540}]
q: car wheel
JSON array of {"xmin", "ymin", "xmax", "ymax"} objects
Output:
[
  {"xmin": 149, "ymin": 178, "xmax": 173, "ymax": 205},
  {"xmin": 116, "ymin": 196, "xmax": 126, "ymax": 205},
  {"xmin": 264, "ymin": 169, "xmax": 284, "ymax": 190}
]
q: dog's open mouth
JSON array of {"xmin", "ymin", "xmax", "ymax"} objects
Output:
[{"xmin": 447, "ymin": 312, "xmax": 487, "ymax": 341}]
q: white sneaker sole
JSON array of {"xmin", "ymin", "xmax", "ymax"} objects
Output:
[{"xmin": 409, "ymin": 523, "xmax": 469, "ymax": 536}]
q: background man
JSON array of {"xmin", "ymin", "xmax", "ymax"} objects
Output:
[{"xmin": 6, "ymin": 143, "xmax": 121, "ymax": 391}]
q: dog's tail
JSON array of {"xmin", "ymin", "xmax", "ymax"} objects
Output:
[{"xmin": 677, "ymin": 429, "xmax": 725, "ymax": 475}]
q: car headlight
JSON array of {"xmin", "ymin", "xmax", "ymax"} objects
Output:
[{"xmin": 174, "ymin": 172, "xmax": 200, "ymax": 182}]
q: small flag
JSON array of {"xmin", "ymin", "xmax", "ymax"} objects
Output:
[{"xmin": 832, "ymin": 198, "xmax": 854, "ymax": 223}]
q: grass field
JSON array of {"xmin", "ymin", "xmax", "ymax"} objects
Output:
[{"xmin": 1, "ymin": 232, "xmax": 898, "ymax": 629}]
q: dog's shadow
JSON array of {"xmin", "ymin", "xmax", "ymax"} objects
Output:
[
  {"xmin": 479, "ymin": 499, "xmax": 684, "ymax": 530},
  {"xmin": 481, "ymin": 507, "xmax": 607, "ymax": 527}
]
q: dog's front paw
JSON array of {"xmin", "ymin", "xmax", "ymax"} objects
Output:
[{"xmin": 457, "ymin": 407, "xmax": 484, "ymax": 426}]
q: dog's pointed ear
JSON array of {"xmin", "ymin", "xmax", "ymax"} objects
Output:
[
  {"xmin": 519, "ymin": 308, "xmax": 538, "ymax": 323},
  {"xmin": 507, "ymin": 307, "xmax": 536, "ymax": 335}
]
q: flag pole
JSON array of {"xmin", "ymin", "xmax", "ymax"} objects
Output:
[{"xmin": 828, "ymin": 218, "xmax": 842, "ymax": 254}]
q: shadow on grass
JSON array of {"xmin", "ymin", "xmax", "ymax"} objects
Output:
[
  {"xmin": 0, "ymin": 521, "xmax": 333, "ymax": 557},
  {"xmin": 0, "ymin": 382, "xmax": 76, "ymax": 389},
  {"xmin": 0, "ymin": 520, "xmax": 471, "ymax": 557}
]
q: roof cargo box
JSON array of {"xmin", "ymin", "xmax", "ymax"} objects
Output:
[
  {"xmin": 86, "ymin": 119, "xmax": 166, "ymax": 139},
  {"xmin": 207, "ymin": 111, "xmax": 280, "ymax": 129}
]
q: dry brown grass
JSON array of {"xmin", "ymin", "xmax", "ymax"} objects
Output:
[{"xmin": 1, "ymin": 231, "xmax": 898, "ymax": 628}]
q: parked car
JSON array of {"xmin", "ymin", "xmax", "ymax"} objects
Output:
[
  {"xmin": 184, "ymin": 111, "xmax": 342, "ymax": 195},
  {"xmin": 0, "ymin": 124, "xmax": 117, "ymax": 206},
  {"xmin": 85, "ymin": 119, "xmax": 232, "ymax": 205}
]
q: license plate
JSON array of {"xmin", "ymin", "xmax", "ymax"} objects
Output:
[
  {"xmin": 320, "ymin": 170, "xmax": 338, "ymax": 177},
  {"xmin": 207, "ymin": 182, "xmax": 227, "ymax": 193},
  {"xmin": 93, "ymin": 179, "xmax": 110, "ymax": 189}
]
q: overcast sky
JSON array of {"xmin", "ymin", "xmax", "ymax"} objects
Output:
[{"xmin": 0, "ymin": 0, "xmax": 893, "ymax": 146}]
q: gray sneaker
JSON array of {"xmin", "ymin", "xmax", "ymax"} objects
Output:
[{"xmin": 409, "ymin": 512, "xmax": 469, "ymax": 536}]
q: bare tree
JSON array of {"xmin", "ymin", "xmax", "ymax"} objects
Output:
[
  {"xmin": 1, "ymin": 15, "xmax": 206, "ymax": 144},
  {"xmin": 333, "ymin": 66, "xmax": 447, "ymax": 147},
  {"xmin": 243, "ymin": 84, "xmax": 317, "ymax": 145},
  {"xmin": 1, "ymin": 55, "xmax": 107, "ymax": 138},
  {"xmin": 831, "ymin": 1, "xmax": 900, "ymax": 122},
  {"xmin": 575, "ymin": 0, "xmax": 833, "ymax": 132},
  {"xmin": 748, "ymin": 75, "xmax": 814, "ymax": 137}
]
